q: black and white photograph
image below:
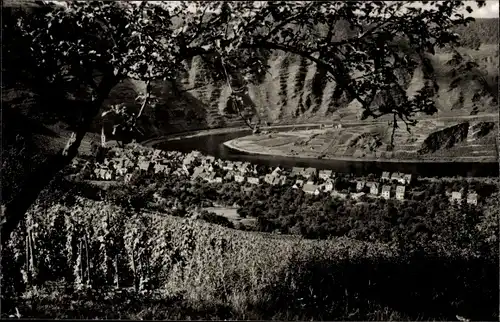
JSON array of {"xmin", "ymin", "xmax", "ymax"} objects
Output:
[{"xmin": 1, "ymin": 0, "xmax": 499, "ymax": 320}]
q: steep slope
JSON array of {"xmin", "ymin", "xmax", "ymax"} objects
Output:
[{"xmin": 3, "ymin": 0, "xmax": 498, "ymax": 138}]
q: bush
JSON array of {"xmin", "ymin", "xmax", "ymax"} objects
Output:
[{"xmin": 199, "ymin": 210, "xmax": 234, "ymax": 229}]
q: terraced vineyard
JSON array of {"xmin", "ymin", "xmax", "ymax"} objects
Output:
[{"xmin": 228, "ymin": 117, "xmax": 498, "ymax": 162}]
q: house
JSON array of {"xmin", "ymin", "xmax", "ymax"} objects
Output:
[
  {"xmin": 204, "ymin": 156, "xmax": 215, "ymax": 164},
  {"xmin": 381, "ymin": 185, "xmax": 391, "ymax": 199},
  {"xmin": 291, "ymin": 167, "xmax": 304, "ymax": 177},
  {"xmin": 238, "ymin": 162, "xmax": 252, "ymax": 174},
  {"xmin": 152, "ymin": 149, "xmax": 162, "ymax": 159},
  {"xmin": 356, "ymin": 181, "xmax": 365, "ymax": 192},
  {"xmin": 203, "ymin": 163, "xmax": 215, "ymax": 173},
  {"xmin": 103, "ymin": 169, "xmax": 112, "ymax": 180},
  {"xmin": 154, "ymin": 163, "xmax": 167, "ymax": 174},
  {"xmin": 191, "ymin": 167, "xmax": 206, "ymax": 180},
  {"xmin": 466, "ymin": 192, "xmax": 478, "ymax": 206},
  {"xmin": 277, "ymin": 175, "xmax": 287, "ymax": 186},
  {"xmin": 124, "ymin": 173, "xmax": 134, "ymax": 183},
  {"xmin": 264, "ymin": 174, "xmax": 275, "ymax": 185},
  {"xmin": 301, "ymin": 167, "xmax": 317, "ymax": 179},
  {"xmin": 272, "ymin": 166, "xmax": 282, "ymax": 175},
  {"xmin": 116, "ymin": 167, "xmax": 128, "ymax": 177},
  {"xmin": 351, "ymin": 192, "xmax": 365, "ymax": 200},
  {"xmin": 293, "ymin": 179, "xmax": 304, "ymax": 189},
  {"xmin": 234, "ymin": 175, "xmax": 245, "ymax": 183},
  {"xmin": 323, "ymin": 179, "xmax": 334, "ymax": 192},
  {"xmin": 370, "ymin": 182, "xmax": 380, "ymax": 195},
  {"xmin": 182, "ymin": 164, "xmax": 191, "ymax": 175},
  {"xmin": 450, "ymin": 191, "xmax": 463, "ymax": 204},
  {"xmin": 247, "ymin": 177, "xmax": 260, "ymax": 185},
  {"xmin": 381, "ymin": 172, "xmax": 391, "ymax": 182},
  {"xmin": 403, "ymin": 174, "xmax": 412, "ymax": 185},
  {"xmin": 182, "ymin": 154, "xmax": 196, "ymax": 166},
  {"xmin": 318, "ymin": 170, "xmax": 332, "ymax": 180},
  {"xmin": 113, "ymin": 159, "xmax": 124, "ymax": 170},
  {"xmin": 391, "ymin": 172, "xmax": 405, "ymax": 184},
  {"xmin": 303, "ymin": 184, "xmax": 320, "ymax": 195},
  {"xmin": 213, "ymin": 177, "xmax": 223, "ymax": 184},
  {"xmin": 222, "ymin": 162, "xmax": 235, "ymax": 171},
  {"xmin": 191, "ymin": 150, "xmax": 203, "ymax": 158},
  {"xmin": 204, "ymin": 172, "xmax": 216, "ymax": 183},
  {"xmin": 224, "ymin": 172, "xmax": 234, "ymax": 181},
  {"xmin": 395, "ymin": 185, "xmax": 405, "ymax": 200},
  {"xmin": 138, "ymin": 161, "xmax": 152, "ymax": 172}
]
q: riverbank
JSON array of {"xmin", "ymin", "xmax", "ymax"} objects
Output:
[
  {"xmin": 223, "ymin": 136, "xmax": 498, "ymax": 164},
  {"xmin": 141, "ymin": 123, "xmax": 325, "ymax": 147},
  {"xmin": 142, "ymin": 113, "xmax": 498, "ymax": 147}
]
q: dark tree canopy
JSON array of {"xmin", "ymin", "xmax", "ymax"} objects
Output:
[{"xmin": 1, "ymin": 1, "xmax": 485, "ymax": 245}]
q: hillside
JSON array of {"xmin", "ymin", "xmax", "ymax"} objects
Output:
[
  {"xmin": 225, "ymin": 117, "xmax": 498, "ymax": 162},
  {"xmin": 98, "ymin": 19, "xmax": 498, "ymax": 138},
  {"xmin": 2, "ymin": 0, "xmax": 498, "ymax": 139}
]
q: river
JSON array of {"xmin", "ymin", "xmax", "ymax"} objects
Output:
[{"xmin": 153, "ymin": 126, "xmax": 499, "ymax": 178}]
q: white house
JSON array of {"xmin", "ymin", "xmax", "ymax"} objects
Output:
[
  {"xmin": 301, "ymin": 167, "xmax": 317, "ymax": 179},
  {"xmin": 138, "ymin": 161, "xmax": 152, "ymax": 172},
  {"xmin": 323, "ymin": 179, "xmax": 334, "ymax": 192},
  {"xmin": 381, "ymin": 172, "xmax": 391, "ymax": 182},
  {"xmin": 403, "ymin": 174, "xmax": 412, "ymax": 185},
  {"xmin": 152, "ymin": 149, "xmax": 162, "ymax": 159},
  {"xmin": 318, "ymin": 170, "xmax": 332, "ymax": 180},
  {"xmin": 466, "ymin": 192, "xmax": 478, "ymax": 206},
  {"xmin": 381, "ymin": 185, "xmax": 391, "ymax": 199},
  {"xmin": 391, "ymin": 172, "xmax": 406, "ymax": 184},
  {"xmin": 293, "ymin": 179, "xmax": 305, "ymax": 189},
  {"xmin": 191, "ymin": 167, "xmax": 205, "ymax": 180},
  {"xmin": 356, "ymin": 181, "xmax": 366, "ymax": 192},
  {"xmin": 351, "ymin": 192, "xmax": 365, "ymax": 200},
  {"xmin": 204, "ymin": 156, "xmax": 215, "ymax": 164},
  {"xmin": 124, "ymin": 173, "xmax": 134, "ymax": 183},
  {"xmin": 395, "ymin": 185, "xmax": 405, "ymax": 200},
  {"xmin": 264, "ymin": 174, "xmax": 275, "ymax": 185},
  {"xmin": 247, "ymin": 177, "xmax": 260, "ymax": 185},
  {"xmin": 154, "ymin": 163, "xmax": 167, "ymax": 174},
  {"xmin": 450, "ymin": 191, "xmax": 463, "ymax": 204},
  {"xmin": 370, "ymin": 183, "xmax": 380, "ymax": 195},
  {"xmin": 222, "ymin": 162, "xmax": 235, "ymax": 171},
  {"xmin": 234, "ymin": 175, "xmax": 245, "ymax": 183},
  {"xmin": 116, "ymin": 167, "xmax": 128, "ymax": 177},
  {"xmin": 303, "ymin": 184, "xmax": 320, "ymax": 195}
]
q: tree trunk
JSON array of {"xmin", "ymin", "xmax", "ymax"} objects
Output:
[{"xmin": 1, "ymin": 75, "xmax": 117, "ymax": 247}]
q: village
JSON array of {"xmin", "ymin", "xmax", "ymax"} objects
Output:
[{"xmin": 71, "ymin": 142, "xmax": 480, "ymax": 207}]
